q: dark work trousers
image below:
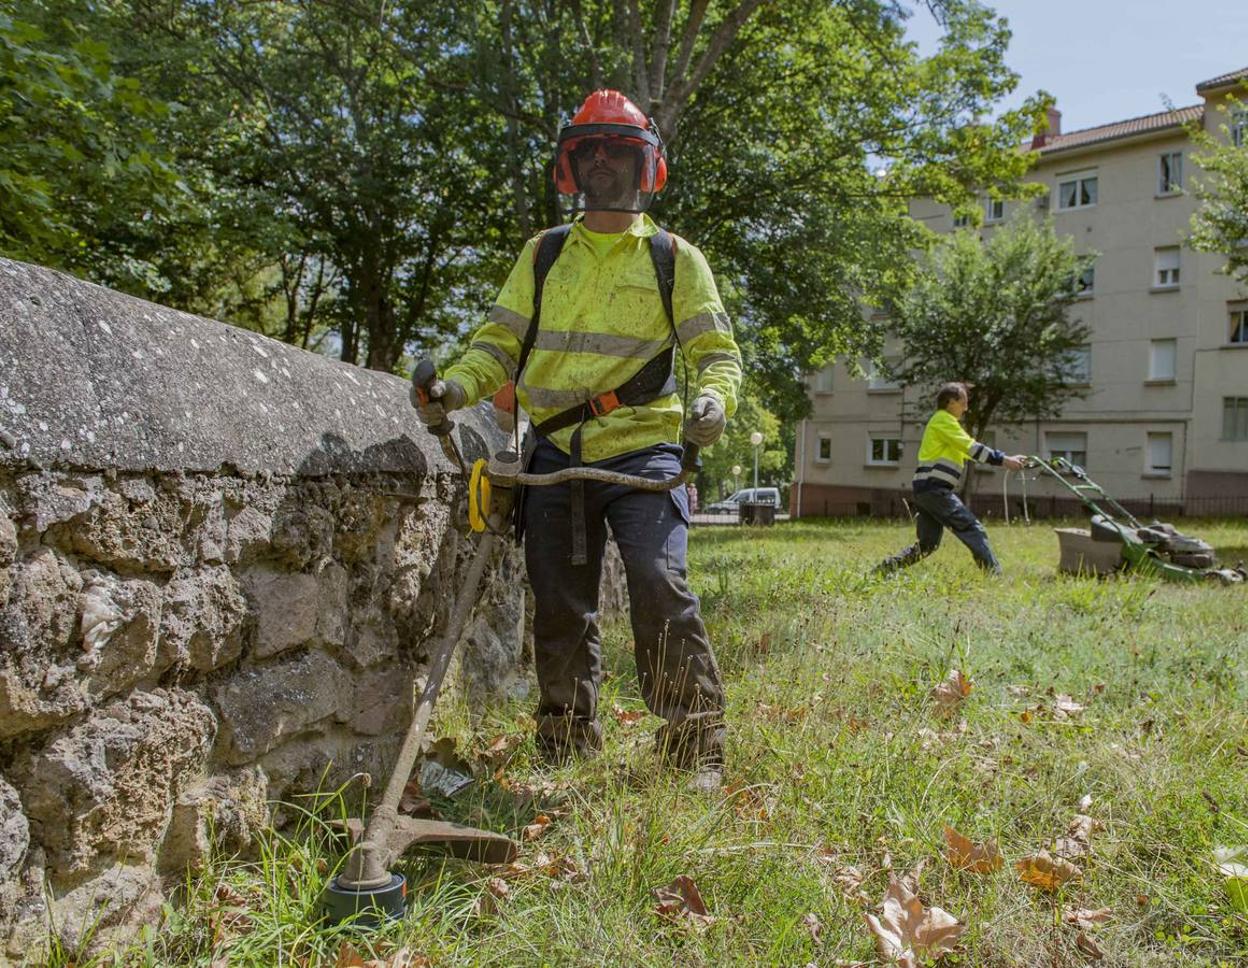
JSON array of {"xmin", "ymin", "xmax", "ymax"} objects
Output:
[
  {"xmin": 877, "ymin": 486, "xmax": 1002, "ymax": 574},
  {"xmin": 521, "ymin": 438, "xmax": 725, "ymax": 768}
]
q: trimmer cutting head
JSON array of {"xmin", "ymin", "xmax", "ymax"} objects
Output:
[{"xmin": 322, "ymin": 806, "xmax": 519, "ymax": 926}]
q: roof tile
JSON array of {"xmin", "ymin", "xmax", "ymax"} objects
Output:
[{"xmin": 1036, "ymin": 105, "xmax": 1203, "ymax": 155}]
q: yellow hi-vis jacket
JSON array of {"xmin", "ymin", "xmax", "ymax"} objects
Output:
[
  {"xmin": 444, "ymin": 215, "xmax": 742, "ymax": 463},
  {"xmin": 912, "ymin": 408, "xmax": 1004, "ymax": 491}
]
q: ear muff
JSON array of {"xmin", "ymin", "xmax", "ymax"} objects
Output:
[
  {"xmin": 646, "ymin": 155, "xmax": 668, "ymax": 193},
  {"xmin": 553, "ymin": 141, "xmax": 580, "ymax": 194}
]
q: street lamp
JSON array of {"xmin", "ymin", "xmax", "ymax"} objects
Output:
[
  {"xmin": 731, "ymin": 463, "xmax": 741, "ymax": 495},
  {"xmin": 749, "ymin": 431, "xmax": 764, "ymax": 492}
]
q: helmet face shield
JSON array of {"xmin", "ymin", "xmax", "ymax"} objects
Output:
[{"xmin": 553, "ymin": 120, "xmax": 667, "ymax": 214}]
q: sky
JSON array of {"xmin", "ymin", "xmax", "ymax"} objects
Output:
[{"xmin": 904, "ymin": 0, "xmax": 1248, "ymax": 134}]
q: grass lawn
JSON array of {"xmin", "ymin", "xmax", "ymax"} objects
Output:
[{"xmin": 56, "ymin": 519, "xmax": 1248, "ymax": 967}]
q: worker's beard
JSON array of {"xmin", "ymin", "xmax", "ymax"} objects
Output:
[{"xmin": 574, "ymin": 150, "xmax": 646, "ymax": 213}]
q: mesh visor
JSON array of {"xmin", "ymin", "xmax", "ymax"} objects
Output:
[{"xmin": 555, "ymin": 123, "xmax": 663, "ymax": 213}]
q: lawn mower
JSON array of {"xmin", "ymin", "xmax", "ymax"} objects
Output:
[
  {"xmin": 1015, "ymin": 455, "xmax": 1245, "ymax": 585},
  {"xmin": 322, "ymin": 361, "xmax": 702, "ymax": 926}
]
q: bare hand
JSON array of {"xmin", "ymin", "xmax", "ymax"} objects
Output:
[{"xmin": 1003, "ymin": 455, "xmax": 1026, "ymax": 471}]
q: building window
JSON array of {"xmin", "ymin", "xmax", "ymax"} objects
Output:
[
  {"xmin": 816, "ymin": 436, "xmax": 832, "ymax": 462},
  {"xmin": 1225, "ymin": 397, "xmax": 1248, "ymax": 440},
  {"xmin": 866, "ymin": 359, "xmax": 901, "ymax": 391},
  {"xmin": 868, "ymin": 436, "xmax": 902, "ymax": 465},
  {"xmin": 1158, "ymin": 151, "xmax": 1183, "ymax": 194},
  {"xmin": 985, "ymin": 198, "xmax": 1005, "ymax": 223},
  {"xmin": 1148, "ymin": 339, "xmax": 1177, "ymax": 380},
  {"xmin": 1074, "ymin": 263, "xmax": 1095, "ymax": 296},
  {"xmin": 1230, "ymin": 306, "xmax": 1248, "ymax": 345},
  {"xmin": 1058, "ymin": 344, "xmax": 1092, "ymax": 384},
  {"xmin": 814, "ymin": 367, "xmax": 834, "ymax": 393},
  {"xmin": 952, "ymin": 212, "xmax": 971, "ymax": 228},
  {"xmin": 1046, "ymin": 431, "xmax": 1088, "ymax": 468},
  {"xmin": 1146, "ymin": 433, "xmax": 1173, "ymax": 475},
  {"xmin": 1057, "ymin": 171, "xmax": 1098, "ymax": 210},
  {"xmin": 1154, "ymin": 246, "xmax": 1181, "ymax": 288},
  {"xmin": 1233, "ymin": 109, "xmax": 1247, "ymax": 148}
]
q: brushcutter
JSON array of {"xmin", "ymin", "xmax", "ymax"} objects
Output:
[{"xmin": 323, "ymin": 360, "xmax": 701, "ymax": 926}]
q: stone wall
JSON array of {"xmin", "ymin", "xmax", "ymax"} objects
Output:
[{"xmin": 0, "ymin": 258, "xmax": 528, "ymax": 955}]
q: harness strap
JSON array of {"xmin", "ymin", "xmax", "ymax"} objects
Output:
[{"xmin": 531, "ymin": 348, "xmax": 677, "ymax": 438}]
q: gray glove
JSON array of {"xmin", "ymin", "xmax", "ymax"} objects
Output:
[
  {"xmin": 683, "ymin": 393, "xmax": 726, "ymax": 447},
  {"xmin": 412, "ymin": 378, "xmax": 466, "ymax": 428}
]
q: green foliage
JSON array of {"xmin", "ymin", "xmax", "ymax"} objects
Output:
[
  {"xmin": 1, "ymin": 1, "xmax": 1052, "ymax": 407},
  {"xmin": 0, "ymin": 2, "xmax": 189, "ymax": 286},
  {"xmin": 886, "ymin": 210, "xmax": 1095, "ymax": 443},
  {"xmin": 1189, "ymin": 90, "xmax": 1248, "ymax": 285}
]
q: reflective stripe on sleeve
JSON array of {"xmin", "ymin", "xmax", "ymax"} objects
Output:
[
  {"xmin": 696, "ymin": 350, "xmax": 740, "ymax": 372},
  {"xmin": 471, "ymin": 340, "xmax": 517, "ymax": 379},
  {"xmin": 676, "ymin": 310, "xmax": 731, "ymax": 344},
  {"xmin": 488, "ymin": 304, "xmax": 530, "ymax": 339}
]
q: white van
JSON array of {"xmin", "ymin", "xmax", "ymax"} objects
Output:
[{"xmin": 706, "ymin": 487, "xmax": 782, "ymax": 512}]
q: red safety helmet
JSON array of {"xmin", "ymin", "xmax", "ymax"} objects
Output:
[{"xmin": 553, "ymin": 90, "xmax": 667, "ymax": 211}]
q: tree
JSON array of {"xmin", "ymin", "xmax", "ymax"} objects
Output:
[
  {"xmin": 456, "ymin": 0, "xmax": 1049, "ymax": 418},
  {"xmin": 885, "ymin": 212, "xmax": 1094, "ymax": 459},
  {"xmin": 0, "ymin": 2, "xmax": 190, "ymax": 287},
  {"xmin": 150, "ymin": 0, "xmax": 515, "ymax": 371},
  {"xmin": 1189, "ymin": 89, "xmax": 1248, "ymax": 285}
]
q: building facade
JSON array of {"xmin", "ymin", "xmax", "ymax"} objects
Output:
[{"xmin": 793, "ymin": 67, "xmax": 1248, "ymax": 518}]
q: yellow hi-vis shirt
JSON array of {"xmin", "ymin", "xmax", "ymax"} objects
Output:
[
  {"xmin": 444, "ymin": 214, "xmax": 743, "ymax": 463},
  {"xmin": 912, "ymin": 408, "xmax": 1003, "ymax": 490}
]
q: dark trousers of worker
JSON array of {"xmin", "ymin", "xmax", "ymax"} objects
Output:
[
  {"xmin": 878, "ymin": 485, "xmax": 1001, "ymax": 574},
  {"xmin": 521, "ymin": 438, "xmax": 725, "ymax": 768}
]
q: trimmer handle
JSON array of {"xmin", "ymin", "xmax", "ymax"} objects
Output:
[
  {"xmin": 411, "ymin": 358, "xmax": 454, "ymax": 437},
  {"xmin": 680, "ymin": 440, "xmax": 701, "ymax": 478}
]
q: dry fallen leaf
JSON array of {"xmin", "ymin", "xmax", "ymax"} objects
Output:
[
  {"xmin": 523, "ymin": 814, "xmax": 552, "ymax": 842},
  {"xmin": 944, "ymin": 826, "xmax": 1004, "ymax": 874},
  {"xmin": 863, "ymin": 875, "xmax": 965, "ymax": 968},
  {"xmin": 1214, "ymin": 845, "xmax": 1248, "ymax": 879},
  {"xmin": 336, "ymin": 943, "xmax": 368, "ymax": 968},
  {"xmin": 486, "ymin": 876, "xmax": 510, "ymax": 899},
  {"xmin": 653, "ymin": 874, "xmax": 714, "ymax": 928},
  {"xmin": 1074, "ymin": 931, "xmax": 1105, "ymax": 960},
  {"xmin": 398, "ymin": 776, "xmax": 432, "ymax": 817},
  {"xmin": 1016, "ymin": 850, "xmax": 1082, "ymax": 891},
  {"xmin": 1052, "ymin": 694, "xmax": 1086, "ymax": 720},
  {"xmin": 931, "ymin": 670, "xmax": 973, "ymax": 716},
  {"xmin": 1055, "ymin": 814, "xmax": 1098, "ymax": 860},
  {"xmin": 724, "ymin": 783, "xmax": 771, "ymax": 822},
  {"xmin": 611, "ymin": 705, "xmax": 646, "ymax": 726},
  {"xmin": 802, "ymin": 912, "xmax": 823, "ymax": 942},
  {"xmin": 1063, "ymin": 907, "xmax": 1112, "ymax": 930}
]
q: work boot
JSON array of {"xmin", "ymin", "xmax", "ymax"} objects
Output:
[
  {"xmin": 685, "ymin": 764, "xmax": 723, "ymax": 794},
  {"xmin": 535, "ymin": 714, "xmax": 603, "ymax": 767}
]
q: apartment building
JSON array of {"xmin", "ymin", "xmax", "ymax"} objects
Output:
[{"xmin": 793, "ymin": 66, "xmax": 1248, "ymax": 518}]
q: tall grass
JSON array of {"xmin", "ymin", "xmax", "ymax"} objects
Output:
[{"xmin": 38, "ymin": 519, "xmax": 1248, "ymax": 966}]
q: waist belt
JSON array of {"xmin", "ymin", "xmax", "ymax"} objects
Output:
[{"xmin": 531, "ymin": 346, "xmax": 676, "ymax": 566}]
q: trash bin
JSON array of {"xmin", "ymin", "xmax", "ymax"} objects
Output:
[{"xmin": 738, "ymin": 502, "xmax": 776, "ymax": 526}]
